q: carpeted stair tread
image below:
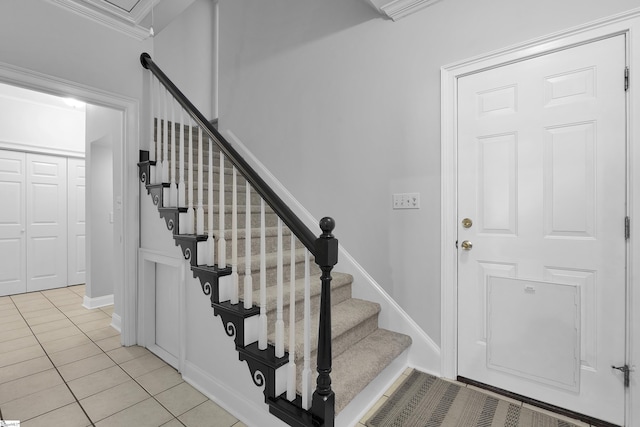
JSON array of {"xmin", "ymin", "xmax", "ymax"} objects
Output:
[
  {"xmin": 254, "ymin": 272, "xmax": 353, "ymax": 324},
  {"xmin": 330, "ymin": 328, "xmax": 412, "ymax": 414},
  {"xmin": 269, "ymin": 298, "xmax": 380, "ymax": 360}
]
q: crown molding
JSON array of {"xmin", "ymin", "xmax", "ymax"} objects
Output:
[
  {"xmin": 365, "ymin": 0, "xmax": 441, "ymax": 21},
  {"xmin": 47, "ymin": 0, "xmax": 150, "ymax": 40}
]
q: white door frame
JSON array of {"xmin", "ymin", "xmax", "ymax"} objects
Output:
[
  {"xmin": 0, "ymin": 60, "xmax": 140, "ymax": 347},
  {"xmin": 441, "ymin": 8, "xmax": 640, "ymax": 425}
]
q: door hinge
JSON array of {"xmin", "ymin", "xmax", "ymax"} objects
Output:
[
  {"xmin": 625, "ymin": 67, "xmax": 629, "ymax": 91},
  {"xmin": 625, "ymin": 216, "xmax": 630, "ymax": 240},
  {"xmin": 612, "ymin": 364, "xmax": 631, "ymax": 387}
]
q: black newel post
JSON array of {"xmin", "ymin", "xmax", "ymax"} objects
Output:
[{"xmin": 312, "ymin": 217, "xmax": 338, "ymax": 426}]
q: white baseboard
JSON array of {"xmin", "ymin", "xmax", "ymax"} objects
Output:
[
  {"xmin": 83, "ymin": 294, "xmax": 114, "ymax": 309},
  {"xmin": 182, "ymin": 361, "xmax": 287, "ymax": 427},
  {"xmin": 111, "ymin": 313, "xmax": 121, "ymax": 333}
]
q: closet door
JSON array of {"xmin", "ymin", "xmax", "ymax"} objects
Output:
[
  {"xmin": 26, "ymin": 153, "xmax": 68, "ymax": 292},
  {"xmin": 0, "ymin": 150, "xmax": 26, "ymax": 296},
  {"xmin": 67, "ymin": 158, "xmax": 86, "ymax": 285}
]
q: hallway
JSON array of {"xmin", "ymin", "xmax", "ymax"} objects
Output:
[{"xmin": 0, "ymin": 285, "xmax": 246, "ymax": 426}]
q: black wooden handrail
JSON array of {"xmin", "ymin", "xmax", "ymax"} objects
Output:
[{"xmin": 140, "ymin": 52, "xmax": 317, "ymax": 254}]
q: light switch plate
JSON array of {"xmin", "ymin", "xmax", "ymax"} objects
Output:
[{"xmin": 393, "ymin": 193, "xmax": 420, "ymax": 209}]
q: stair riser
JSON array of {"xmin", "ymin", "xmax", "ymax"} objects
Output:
[
  {"xmin": 194, "ymin": 211, "xmax": 280, "ymax": 231},
  {"xmin": 186, "ymin": 189, "xmax": 263, "ymax": 206},
  {"xmin": 240, "ymin": 258, "xmax": 310, "ymax": 288},
  {"xmin": 223, "ymin": 234, "xmax": 304, "ymax": 259}
]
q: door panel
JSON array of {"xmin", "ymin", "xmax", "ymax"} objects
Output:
[
  {"xmin": 0, "ymin": 150, "xmax": 26, "ymax": 296},
  {"xmin": 457, "ymin": 35, "xmax": 626, "ymax": 424},
  {"xmin": 26, "ymin": 154, "xmax": 67, "ymax": 292}
]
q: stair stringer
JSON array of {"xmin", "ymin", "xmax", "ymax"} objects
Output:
[
  {"xmin": 222, "ymin": 129, "xmax": 442, "ymax": 424},
  {"xmin": 138, "ymin": 160, "xmax": 309, "ymax": 427}
]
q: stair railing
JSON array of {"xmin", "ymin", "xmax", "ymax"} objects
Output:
[{"xmin": 140, "ymin": 52, "xmax": 337, "ymax": 426}]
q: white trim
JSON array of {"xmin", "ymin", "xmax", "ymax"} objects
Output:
[
  {"xmin": 0, "ymin": 58, "xmax": 140, "ymax": 349},
  {"xmin": 83, "ymin": 294, "xmax": 114, "ymax": 309},
  {"xmin": 111, "ymin": 312, "xmax": 122, "ymax": 332},
  {"xmin": 138, "ymin": 248, "xmax": 186, "ymax": 370},
  {"xmin": 441, "ymin": 7, "xmax": 640, "ymax": 426},
  {"xmin": 45, "ymin": 0, "xmax": 150, "ymax": 40},
  {"xmin": 379, "ymin": 0, "xmax": 441, "ymax": 21},
  {"xmin": 0, "ymin": 141, "xmax": 84, "ymax": 160}
]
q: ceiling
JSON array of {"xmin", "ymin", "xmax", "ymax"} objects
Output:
[{"xmin": 50, "ymin": 0, "xmax": 196, "ymax": 39}]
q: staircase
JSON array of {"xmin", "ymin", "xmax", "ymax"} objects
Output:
[{"xmin": 138, "ymin": 53, "xmax": 412, "ymax": 427}]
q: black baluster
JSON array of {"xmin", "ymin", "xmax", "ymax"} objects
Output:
[{"xmin": 312, "ymin": 217, "xmax": 338, "ymax": 426}]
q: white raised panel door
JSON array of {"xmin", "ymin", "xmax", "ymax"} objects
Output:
[
  {"xmin": 67, "ymin": 158, "xmax": 86, "ymax": 285},
  {"xmin": 26, "ymin": 154, "xmax": 68, "ymax": 292},
  {"xmin": 457, "ymin": 35, "xmax": 626, "ymax": 425},
  {"xmin": 0, "ymin": 150, "xmax": 26, "ymax": 296}
]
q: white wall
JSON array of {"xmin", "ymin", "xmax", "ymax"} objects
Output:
[
  {"xmin": 0, "ymin": 82, "xmax": 85, "ymax": 155},
  {"xmin": 218, "ymin": 0, "xmax": 640, "ymax": 345},
  {"xmin": 85, "ymin": 104, "xmax": 121, "ymax": 302},
  {"xmin": 0, "ymin": 0, "xmax": 151, "ymax": 101},
  {"xmin": 153, "ymin": 0, "xmax": 215, "ymax": 118}
]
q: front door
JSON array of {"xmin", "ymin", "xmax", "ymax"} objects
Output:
[{"xmin": 457, "ymin": 35, "xmax": 627, "ymax": 425}]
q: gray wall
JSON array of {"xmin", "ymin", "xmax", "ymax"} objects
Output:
[{"xmin": 218, "ymin": 0, "xmax": 640, "ymax": 345}]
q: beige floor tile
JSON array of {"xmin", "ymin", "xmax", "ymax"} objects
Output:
[
  {"xmin": 0, "ymin": 344, "xmax": 45, "ymax": 368},
  {"xmin": 0, "ymin": 308, "xmax": 20, "ymax": 319},
  {"xmin": 360, "ymin": 395, "xmax": 388, "ymax": 424},
  {"xmin": 155, "ymin": 382, "xmax": 208, "ymax": 417},
  {"xmin": 84, "ymin": 325, "xmax": 119, "ymax": 341},
  {"xmin": 58, "ymin": 353, "xmax": 116, "ymax": 382},
  {"xmin": 47, "ymin": 295, "xmax": 84, "ymax": 307},
  {"xmin": 0, "ymin": 368, "xmax": 64, "ymax": 405},
  {"xmin": 77, "ymin": 317, "xmax": 112, "ymax": 332},
  {"xmin": 49, "ymin": 342, "xmax": 103, "ymax": 367},
  {"xmin": 30, "ymin": 318, "xmax": 75, "ymax": 334},
  {"xmin": 0, "ymin": 356, "xmax": 53, "ymax": 385},
  {"xmin": 179, "ymin": 401, "xmax": 238, "ymax": 427},
  {"xmin": 161, "ymin": 419, "xmax": 185, "ymax": 427},
  {"xmin": 383, "ymin": 373, "xmax": 408, "ymax": 397},
  {"xmin": 25, "ymin": 311, "xmax": 67, "ymax": 326},
  {"xmin": 67, "ymin": 365, "xmax": 131, "ymax": 400},
  {"xmin": 107, "ymin": 344, "xmax": 150, "ymax": 364},
  {"xmin": 232, "ymin": 422, "xmax": 248, "ymax": 427},
  {"xmin": 10, "ymin": 292, "xmax": 45, "ymax": 303},
  {"xmin": 120, "ymin": 352, "xmax": 167, "ymax": 378},
  {"xmin": 522, "ymin": 404, "xmax": 590, "ymax": 426},
  {"xmin": 80, "ymin": 379, "xmax": 150, "ymax": 423},
  {"xmin": 0, "ymin": 318, "xmax": 28, "ymax": 332},
  {"xmin": 0, "ymin": 295, "xmax": 13, "ymax": 304},
  {"xmin": 95, "ymin": 397, "xmax": 174, "ymax": 427},
  {"xmin": 100, "ymin": 305, "xmax": 114, "ymax": 315},
  {"xmin": 0, "ymin": 326, "xmax": 32, "ymax": 343},
  {"xmin": 20, "ymin": 402, "xmax": 91, "ymax": 427},
  {"xmin": 34, "ymin": 325, "xmax": 83, "ymax": 343},
  {"xmin": 14, "ymin": 300, "xmax": 55, "ymax": 313},
  {"xmin": 58, "ymin": 305, "xmax": 92, "ymax": 317},
  {"xmin": 94, "ymin": 335, "xmax": 123, "ymax": 352},
  {"xmin": 136, "ymin": 365, "xmax": 183, "ymax": 395},
  {"xmin": 1, "ymin": 383, "xmax": 75, "ymax": 422},
  {"xmin": 69, "ymin": 310, "xmax": 110, "ymax": 324},
  {"xmin": 40, "ymin": 333, "xmax": 92, "ymax": 354},
  {"xmin": 68, "ymin": 284, "xmax": 86, "ymax": 296},
  {"xmin": 0, "ymin": 335, "xmax": 39, "ymax": 354}
]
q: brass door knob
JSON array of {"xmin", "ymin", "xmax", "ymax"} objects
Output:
[
  {"xmin": 462, "ymin": 218, "xmax": 473, "ymax": 228},
  {"xmin": 461, "ymin": 240, "xmax": 473, "ymax": 250}
]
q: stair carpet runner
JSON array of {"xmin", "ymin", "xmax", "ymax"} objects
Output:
[{"xmin": 139, "ymin": 121, "xmax": 411, "ymax": 425}]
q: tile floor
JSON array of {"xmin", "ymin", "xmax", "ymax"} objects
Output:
[
  {"xmin": 0, "ymin": 285, "xmax": 246, "ymax": 427},
  {"xmin": 357, "ymin": 369, "xmax": 592, "ymax": 427}
]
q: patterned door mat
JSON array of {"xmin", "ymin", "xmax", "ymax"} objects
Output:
[{"xmin": 366, "ymin": 371, "xmax": 581, "ymax": 427}]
